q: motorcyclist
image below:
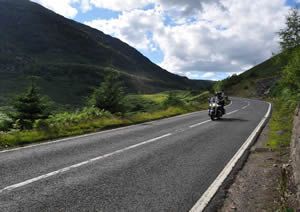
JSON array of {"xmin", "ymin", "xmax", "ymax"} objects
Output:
[{"xmin": 215, "ymin": 91, "xmax": 225, "ymax": 114}]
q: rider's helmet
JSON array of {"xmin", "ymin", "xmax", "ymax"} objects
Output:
[{"xmin": 215, "ymin": 91, "xmax": 222, "ymax": 98}]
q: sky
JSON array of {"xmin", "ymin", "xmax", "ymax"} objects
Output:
[{"xmin": 31, "ymin": 0, "xmax": 299, "ymax": 80}]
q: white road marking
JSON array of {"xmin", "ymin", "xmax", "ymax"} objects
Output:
[
  {"xmin": 242, "ymin": 101, "xmax": 250, "ymax": 109},
  {"xmin": 189, "ymin": 102, "xmax": 272, "ymax": 212},
  {"xmin": 0, "ymin": 100, "xmax": 236, "ymax": 154},
  {"xmin": 0, "ymin": 125, "xmax": 138, "ymax": 154},
  {"xmin": 189, "ymin": 108, "xmax": 239, "ymax": 129},
  {"xmin": 0, "ymin": 133, "xmax": 172, "ymax": 193},
  {"xmin": 189, "ymin": 120, "xmax": 211, "ymax": 128},
  {"xmin": 0, "ymin": 98, "xmax": 244, "ymax": 195},
  {"xmin": 0, "ymin": 111, "xmax": 208, "ymax": 154},
  {"xmin": 226, "ymin": 109, "xmax": 239, "ymax": 115}
]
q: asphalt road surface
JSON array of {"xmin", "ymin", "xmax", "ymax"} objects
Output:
[{"xmin": 0, "ymin": 97, "xmax": 269, "ymax": 212}]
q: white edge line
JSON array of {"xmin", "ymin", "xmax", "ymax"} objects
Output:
[
  {"xmin": 0, "ymin": 133, "xmax": 172, "ymax": 193},
  {"xmin": 189, "ymin": 102, "xmax": 271, "ymax": 212}
]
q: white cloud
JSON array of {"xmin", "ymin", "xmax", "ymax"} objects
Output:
[
  {"xmin": 85, "ymin": 8, "xmax": 164, "ymax": 50},
  {"xmin": 31, "ymin": 0, "xmax": 93, "ymax": 17},
  {"xmin": 80, "ymin": 0, "xmax": 92, "ymax": 13},
  {"xmin": 202, "ymin": 72, "xmax": 215, "ymax": 78},
  {"xmin": 32, "ymin": 0, "xmax": 291, "ymax": 80},
  {"xmin": 90, "ymin": 0, "xmax": 152, "ymax": 11},
  {"xmin": 89, "ymin": 0, "xmax": 289, "ymax": 79},
  {"xmin": 31, "ymin": 0, "xmax": 79, "ymax": 18}
]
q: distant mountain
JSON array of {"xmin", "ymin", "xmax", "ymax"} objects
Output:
[{"xmin": 0, "ymin": 0, "xmax": 212, "ymax": 106}]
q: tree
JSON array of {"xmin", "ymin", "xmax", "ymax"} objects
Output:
[
  {"xmin": 13, "ymin": 83, "xmax": 48, "ymax": 130},
  {"xmin": 90, "ymin": 72, "xmax": 125, "ymax": 113},
  {"xmin": 281, "ymin": 49, "xmax": 300, "ymax": 91},
  {"xmin": 278, "ymin": 8, "xmax": 300, "ymax": 51}
]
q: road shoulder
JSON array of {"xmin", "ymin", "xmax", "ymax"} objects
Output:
[{"xmin": 220, "ymin": 122, "xmax": 298, "ymax": 211}]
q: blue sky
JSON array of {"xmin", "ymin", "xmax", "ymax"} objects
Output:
[
  {"xmin": 75, "ymin": 8, "xmax": 120, "ymax": 23},
  {"xmin": 32, "ymin": 0, "xmax": 299, "ymax": 80}
]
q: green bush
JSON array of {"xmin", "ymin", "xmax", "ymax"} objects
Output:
[
  {"xmin": 33, "ymin": 119, "xmax": 51, "ymax": 131},
  {"xmin": 89, "ymin": 72, "xmax": 125, "ymax": 113},
  {"xmin": 0, "ymin": 112, "xmax": 13, "ymax": 131},
  {"xmin": 12, "ymin": 83, "xmax": 50, "ymax": 130},
  {"xmin": 267, "ymin": 48, "xmax": 300, "ymax": 149},
  {"xmin": 0, "ymin": 91, "xmax": 210, "ymax": 148},
  {"xmin": 123, "ymin": 95, "xmax": 161, "ymax": 113},
  {"xmin": 163, "ymin": 92, "xmax": 185, "ymax": 107},
  {"xmin": 45, "ymin": 107, "xmax": 112, "ymax": 127},
  {"xmin": 281, "ymin": 49, "xmax": 300, "ymax": 92}
]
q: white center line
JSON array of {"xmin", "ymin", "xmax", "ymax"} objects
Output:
[
  {"xmin": 189, "ymin": 108, "xmax": 240, "ymax": 128},
  {"xmin": 0, "ymin": 100, "xmax": 242, "ymax": 193},
  {"xmin": 242, "ymin": 101, "xmax": 250, "ymax": 109},
  {"xmin": 0, "ymin": 133, "xmax": 172, "ymax": 194},
  {"xmin": 189, "ymin": 120, "xmax": 211, "ymax": 128},
  {"xmin": 226, "ymin": 109, "xmax": 239, "ymax": 115}
]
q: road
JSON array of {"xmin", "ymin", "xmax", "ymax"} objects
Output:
[{"xmin": 0, "ymin": 98, "xmax": 269, "ymax": 212}]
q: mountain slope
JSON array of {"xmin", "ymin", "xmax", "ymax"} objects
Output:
[
  {"xmin": 216, "ymin": 51, "xmax": 292, "ymax": 97},
  {"xmin": 0, "ymin": 0, "xmax": 212, "ymax": 106}
]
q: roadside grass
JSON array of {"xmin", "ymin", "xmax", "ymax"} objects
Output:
[
  {"xmin": 266, "ymin": 95, "xmax": 299, "ymax": 211},
  {"xmin": 267, "ymin": 97, "xmax": 298, "ymax": 150},
  {"xmin": 0, "ymin": 91, "xmax": 210, "ymax": 149},
  {"xmin": 0, "ymin": 117, "xmax": 127, "ymax": 148}
]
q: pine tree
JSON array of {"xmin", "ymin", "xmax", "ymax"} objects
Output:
[
  {"xmin": 13, "ymin": 83, "xmax": 48, "ymax": 130},
  {"xmin": 90, "ymin": 72, "xmax": 125, "ymax": 113},
  {"xmin": 278, "ymin": 8, "xmax": 300, "ymax": 51}
]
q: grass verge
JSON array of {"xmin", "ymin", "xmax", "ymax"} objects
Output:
[
  {"xmin": 0, "ymin": 103, "xmax": 207, "ymax": 149},
  {"xmin": 267, "ymin": 98, "xmax": 298, "ymax": 150}
]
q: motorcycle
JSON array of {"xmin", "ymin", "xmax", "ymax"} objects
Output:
[{"xmin": 208, "ymin": 97, "xmax": 224, "ymax": 121}]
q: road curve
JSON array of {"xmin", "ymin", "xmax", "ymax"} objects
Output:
[{"xmin": 0, "ymin": 97, "xmax": 269, "ymax": 211}]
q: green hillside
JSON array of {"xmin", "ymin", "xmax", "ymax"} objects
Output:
[
  {"xmin": 0, "ymin": 0, "xmax": 212, "ymax": 107},
  {"xmin": 214, "ymin": 51, "xmax": 292, "ymax": 97}
]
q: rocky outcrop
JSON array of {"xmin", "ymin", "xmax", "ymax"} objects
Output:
[
  {"xmin": 255, "ymin": 77, "xmax": 279, "ymax": 96},
  {"xmin": 291, "ymin": 103, "xmax": 300, "ymax": 208}
]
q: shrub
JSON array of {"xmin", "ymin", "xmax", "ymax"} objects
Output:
[
  {"xmin": 123, "ymin": 95, "xmax": 160, "ymax": 113},
  {"xmin": 90, "ymin": 72, "xmax": 125, "ymax": 113},
  {"xmin": 33, "ymin": 119, "xmax": 51, "ymax": 131},
  {"xmin": 163, "ymin": 92, "xmax": 184, "ymax": 107},
  {"xmin": 43, "ymin": 107, "xmax": 112, "ymax": 129},
  {"xmin": 281, "ymin": 49, "xmax": 300, "ymax": 92},
  {"xmin": 12, "ymin": 83, "xmax": 50, "ymax": 130},
  {"xmin": 0, "ymin": 113, "xmax": 13, "ymax": 131}
]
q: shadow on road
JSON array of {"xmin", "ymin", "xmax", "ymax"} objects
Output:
[{"xmin": 219, "ymin": 118, "xmax": 248, "ymax": 122}]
